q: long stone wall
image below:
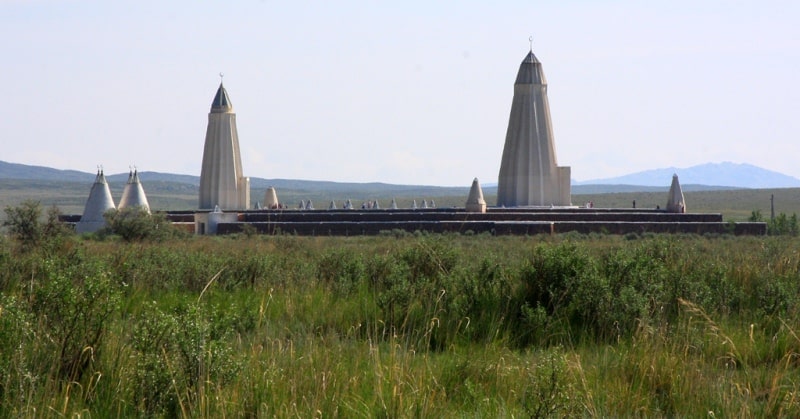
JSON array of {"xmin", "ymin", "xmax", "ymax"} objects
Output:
[{"xmin": 194, "ymin": 208, "xmax": 765, "ymax": 236}]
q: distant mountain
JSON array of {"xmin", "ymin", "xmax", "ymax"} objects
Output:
[
  {"xmin": 575, "ymin": 162, "xmax": 800, "ymax": 189},
  {"xmin": 0, "ymin": 161, "xmax": 472, "ymax": 199},
  {"xmin": 3, "ymin": 160, "xmax": 797, "ymax": 195},
  {"xmin": 570, "ymin": 184, "xmax": 739, "ymax": 195},
  {"xmin": 0, "ymin": 160, "xmax": 96, "ymax": 182}
]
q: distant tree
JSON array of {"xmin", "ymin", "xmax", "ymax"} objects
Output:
[
  {"xmin": 3, "ymin": 200, "xmax": 42, "ymax": 247},
  {"xmin": 2, "ymin": 200, "xmax": 71, "ymax": 252},
  {"xmin": 767, "ymin": 213, "xmax": 799, "ymax": 236}
]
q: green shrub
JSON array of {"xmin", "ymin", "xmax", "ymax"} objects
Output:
[
  {"xmin": 102, "ymin": 207, "xmax": 181, "ymax": 242},
  {"xmin": 131, "ymin": 297, "xmax": 245, "ymax": 415},
  {"xmin": 521, "ymin": 348, "xmax": 580, "ymax": 418},
  {"xmin": 0, "ymin": 295, "xmax": 35, "ymax": 408},
  {"xmin": 30, "ymin": 257, "xmax": 121, "ymax": 382}
]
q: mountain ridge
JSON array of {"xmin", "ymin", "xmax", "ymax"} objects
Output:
[{"xmin": 2, "ymin": 160, "xmax": 798, "ymax": 192}]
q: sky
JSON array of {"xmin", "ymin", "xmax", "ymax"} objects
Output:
[{"xmin": 2, "ymin": 0, "xmax": 799, "ymax": 186}]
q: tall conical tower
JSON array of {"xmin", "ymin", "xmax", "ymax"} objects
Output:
[
  {"xmin": 118, "ymin": 169, "xmax": 151, "ymax": 213},
  {"xmin": 199, "ymin": 82, "xmax": 250, "ymax": 210},
  {"xmin": 497, "ymin": 48, "xmax": 571, "ymax": 207},
  {"xmin": 76, "ymin": 169, "xmax": 116, "ymax": 233}
]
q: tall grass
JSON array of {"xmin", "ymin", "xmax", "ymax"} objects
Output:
[{"xmin": 1, "ymin": 232, "xmax": 800, "ymax": 416}]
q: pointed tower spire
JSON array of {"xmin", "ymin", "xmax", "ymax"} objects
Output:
[
  {"xmin": 497, "ymin": 45, "xmax": 571, "ymax": 207},
  {"xmin": 210, "ymin": 82, "xmax": 233, "ymax": 113},
  {"xmin": 76, "ymin": 168, "xmax": 116, "ymax": 233}
]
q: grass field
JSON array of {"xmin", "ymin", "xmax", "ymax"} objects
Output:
[{"xmin": 2, "ymin": 230, "xmax": 800, "ymax": 416}]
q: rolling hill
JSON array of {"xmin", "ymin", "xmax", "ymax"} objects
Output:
[{"xmin": 575, "ymin": 162, "xmax": 800, "ymax": 189}]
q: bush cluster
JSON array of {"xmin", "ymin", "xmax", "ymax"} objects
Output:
[{"xmin": 3, "ymin": 225, "xmax": 800, "ymax": 415}]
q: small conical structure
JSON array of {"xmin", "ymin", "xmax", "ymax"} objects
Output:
[
  {"xmin": 422, "ymin": 199, "xmax": 428, "ymax": 209},
  {"xmin": 328, "ymin": 200, "xmax": 337, "ymax": 210},
  {"xmin": 118, "ymin": 169, "xmax": 151, "ymax": 213},
  {"xmin": 465, "ymin": 178, "xmax": 487, "ymax": 213},
  {"xmin": 76, "ymin": 169, "xmax": 116, "ymax": 233},
  {"xmin": 345, "ymin": 199, "xmax": 354, "ymax": 210},
  {"xmin": 373, "ymin": 200, "xmax": 380, "ymax": 209},
  {"xmin": 199, "ymin": 82, "xmax": 250, "ymax": 210},
  {"xmin": 390, "ymin": 198, "xmax": 398, "ymax": 210},
  {"xmin": 666, "ymin": 174, "xmax": 686, "ymax": 213},
  {"xmin": 411, "ymin": 200, "xmax": 418, "ymax": 210},
  {"xmin": 305, "ymin": 200, "xmax": 314, "ymax": 210},
  {"xmin": 430, "ymin": 199, "xmax": 436, "ymax": 208},
  {"xmin": 264, "ymin": 187, "xmax": 279, "ymax": 209},
  {"xmin": 298, "ymin": 200, "xmax": 306, "ymax": 210},
  {"xmin": 497, "ymin": 48, "xmax": 571, "ymax": 207}
]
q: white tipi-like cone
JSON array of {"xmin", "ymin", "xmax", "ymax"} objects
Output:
[
  {"xmin": 305, "ymin": 200, "xmax": 314, "ymax": 210},
  {"xmin": 374, "ymin": 200, "xmax": 380, "ymax": 209},
  {"xmin": 298, "ymin": 200, "xmax": 306, "ymax": 210},
  {"xmin": 264, "ymin": 187, "xmax": 279, "ymax": 209},
  {"xmin": 666, "ymin": 174, "xmax": 686, "ymax": 213},
  {"xmin": 345, "ymin": 199, "xmax": 353, "ymax": 210},
  {"xmin": 390, "ymin": 198, "xmax": 398, "ymax": 210},
  {"xmin": 411, "ymin": 200, "xmax": 418, "ymax": 210},
  {"xmin": 465, "ymin": 178, "xmax": 487, "ymax": 213},
  {"xmin": 422, "ymin": 200, "xmax": 428, "ymax": 209},
  {"xmin": 118, "ymin": 170, "xmax": 151, "ymax": 214},
  {"xmin": 76, "ymin": 170, "xmax": 117, "ymax": 233},
  {"xmin": 328, "ymin": 200, "xmax": 337, "ymax": 210}
]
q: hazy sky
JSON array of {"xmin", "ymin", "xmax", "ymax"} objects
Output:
[{"xmin": 3, "ymin": 1, "xmax": 798, "ymax": 186}]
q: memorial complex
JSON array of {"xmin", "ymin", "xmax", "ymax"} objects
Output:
[{"xmin": 65, "ymin": 44, "xmax": 766, "ymax": 236}]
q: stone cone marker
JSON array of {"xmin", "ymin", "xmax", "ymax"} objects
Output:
[
  {"xmin": 264, "ymin": 187, "xmax": 279, "ymax": 209},
  {"xmin": 666, "ymin": 174, "xmax": 686, "ymax": 213},
  {"xmin": 465, "ymin": 178, "xmax": 487, "ymax": 213}
]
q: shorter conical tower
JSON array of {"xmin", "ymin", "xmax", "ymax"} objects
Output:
[
  {"xmin": 666, "ymin": 174, "xmax": 686, "ymax": 213},
  {"xmin": 465, "ymin": 178, "xmax": 487, "ymax": 213},
  {"xmin": 264, "ymin": 187, "xmax": 279, "ymax": 209},
  {"xmin": 118, "ymin": 169, "xmax": 151, "ymax": 213},
  {"xmin": 76, "ymin": 169, "xmax": 116, "ymax": 233}
]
